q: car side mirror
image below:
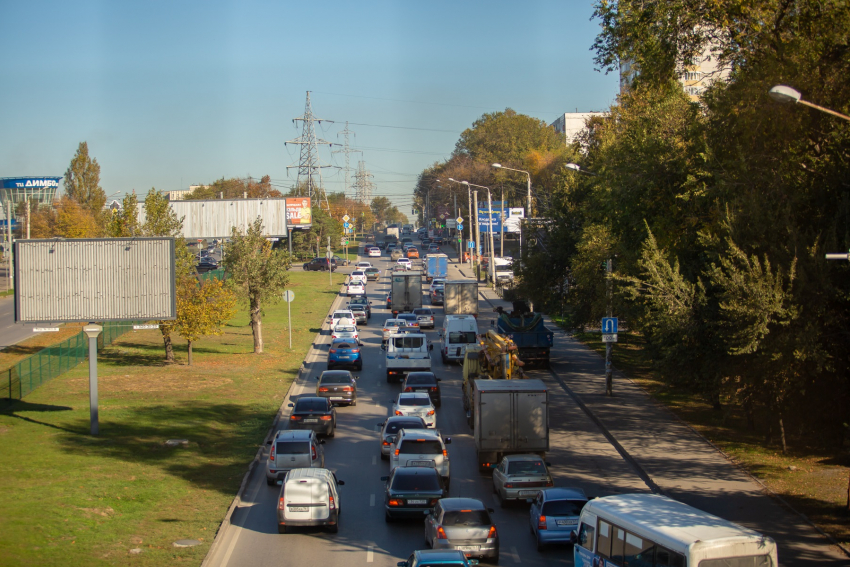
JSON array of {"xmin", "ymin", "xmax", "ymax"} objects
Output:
[
  {"xmin": 570, "ymin": 531, "xmax": 578, "ymax": 544},
  {"xmin": 488, "ymin": 508, "xmax": 495, "ymax": 514},
  {"xmin": 444, "ymin": 437, "xmax": 451, "ymax": 444},
  {"xmin": 314, "ymin": 376, "xmax": 319, "ymax": 380},
  {"xmin": 287, "ymin": 403, "xmax": 294, "ymax": 408},
  {"xmin": 319, "ymin": 439, "xmax": 326, "ymax": 445},
  {"xmin": 436, "ymin": 378, "xmax": 442, "ymax": 381},
  {"xmin": 380, "ymin": 476, "xmax": 389, "ymax": 481},
  {"xmin": 337, "ymin": 480, "xmax": 345, "ymax": 485},
  {"xmin": 354, "ymin": 375, "xmax": 359, "ymax": 380},
  {"xmin": 266, "ymin": 439, "xmax": 272, "ymax": 445},
  {"xmin": 429, "ymin": 344, "xmax": 434, "ymax": 351},
  {"xmin": 545, "ymin": 462, "xmax": 552, "ymax": 467}
]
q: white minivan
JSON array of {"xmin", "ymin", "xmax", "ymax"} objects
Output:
[
  {"xmin": 277, "ymin": 468, "xmax": 345, "ymax": 534},
  {"xmin": 440, "ymin": 314, "xmax": 479, "ymax": 363}
]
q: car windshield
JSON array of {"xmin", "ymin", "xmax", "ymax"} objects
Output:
[
  {"xmin": 399, "ymin": 440, "xmax": 442, "ymax": 454},
  {"xmin": 406, "ymin": 374, "xmax": 436, "ymax": 385},
  {"xmin": 507, "ymin": 460, "xmax": 548, "ymax": 475},
  {"xmin": 321, "ymin": 372, "xmax": 351, "ymax": 384},
  {"xmin": 333, "ymin": 342, "xmax": 354, "ymax": 349},
  {"xmin": 275, "ymin": 441, "xmax": 310, "ymax": 454},
  {"xmin": 449, "ymin": 332, "xmax": 477, "ymax": 344},
  {"xmin": 541, "ymin": 499, "xmax": 586, "ymax": 516},
  {"xmin": 399, "ymin": 396, "xmax": 430, "ymax": 406},
  {"xmin": 386, "ymin": 420, "xmax": 424, "ymax": 434},
  {"xmin": 295, "ymin": 399, "xmax": 329, "ymax": 412},
  {"xmin": 442, "ymin": 509, "xmax": 491, "ymax": 526},
  {"xmin": 391, "ymin": 472, "xmax": 440, "ymax": 491}
]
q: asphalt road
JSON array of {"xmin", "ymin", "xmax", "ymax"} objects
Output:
[
  {"xmin": 0, "ymin": 295, "xmax": 42, "ymax": 349},
  {"xmin": 204, "ymin": 247, "xmax": 651, "ymax": 567}
]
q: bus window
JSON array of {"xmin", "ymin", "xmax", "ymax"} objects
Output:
[
  {"xmin": 699, "ymin": 557, "xmax": 773, "ymax": 567},
  {"xmin": 578, "ymin": 521, "xmax": 595, "ymax": 550},
  {"xmin": 612, "ymin": 527, "xmax": 627, "ymax": 565},
  {"xmin": 657, "ymin": 546, "xmax": 685, "ymax": 567},
  {"xmin": 597, "ymin": 520, "xmax": 612, "ymax": 558},
  {"xmin": 624, "ymin": 532, "xmax": 655, "ymax": 567}
]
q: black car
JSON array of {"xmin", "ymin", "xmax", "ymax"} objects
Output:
[
  {"xmin": 196, "ymin": 258, "xmax": 219, "ymax": 273},
  {"xmin": 382, "ymin": 466, "xmax": 446, "ymax": 522},
  {"xmin": 402, "ymin": 372, "xmax": 442, "ymax": 408},
  {"xmin": 303, "ymin": 257, "xmax": 336, "ymax": 271},
  {"xmin": 288, "ymin": 396, "xmax": 336, "ymax": 437},
  {"xmin": 348, "ymin": 297, "xmax": 372, "ymax": 318},
  {"xmin": 430, "ymin": 289, "xmax": 444, "ymax": 305},
  {"xmin": 432, "ymin": 236, "xmax": 444, "ymax": 245}
]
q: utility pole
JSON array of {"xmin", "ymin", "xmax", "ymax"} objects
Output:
[
  {"xmin": 467, "ymin": 187, "xmax": 473, "ymax": 266},
  {"xmin": 286, "ymin": 91, "xmax": 337, "ymax": 211},
  {"xmin": 500, "ymin": 187, "xmax": 505, "ymax": 258},
  {"xmin": 327, "ymin": 237, "xmax": 333, "ymax": 287},
  {"xmin": 488, "ymin": 191, "xmax": 496, "ymax": 284},
  {"xmin": 605, "ymin": 258, "xmax": 613, "ymax": 396},
  {"xmin": 352, "ymin": 161, "xmax": 375, "ymax": 205},
  {"xmin": 454, "ymin": 193, "xmax": 458, "ymax": 258},
  {"xmin": 26, "ymin": 198, "xmax": 30, "ymax": 239},
  {"xmin": 334, "ymin": 122, "xmax": 362, "ymax": 200},
  {"xmin": 473, "ymin": 191, "xmax": 480, "ymax": 279}
]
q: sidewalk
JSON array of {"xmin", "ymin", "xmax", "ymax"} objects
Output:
[{"xmin": 438, "ymin": 246, "xmax": 848, "ymax": 566}]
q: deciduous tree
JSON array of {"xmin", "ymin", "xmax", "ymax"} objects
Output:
[
  {"xmin": 174, "ymin": 277, "xmax": 236, "ymax": 365},
  {"xmin": 64, "ymin": 142, "xmax": 107, "ymax": 214}
]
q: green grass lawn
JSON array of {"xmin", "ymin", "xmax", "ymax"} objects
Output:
[{"xmin": 0, "ymin": 270, "xmax": 346, "ymax": 566}]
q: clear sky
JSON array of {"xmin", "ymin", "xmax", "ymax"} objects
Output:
[{"xmin": 0, "ymin": 0, "xmax": 619, "ymax": 217}]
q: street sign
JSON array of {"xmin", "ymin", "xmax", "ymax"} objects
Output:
[
  {"xmin": 133, "ymin": 324, "xmax": 159, "ymax": 330},
  {"xmin": 343, "ymin": 222, "xmax": 350, "ymax": 229},
  {"xmin": 467, "ymin": 241, "xmax": 475, "ymax": 248},
  {"xmin": 457, "ymin": 224, "xmax": 463, "ymax": 230},
  {"xmin": 342, "ymin": 215, "xmax": 350, "ymax": 222},
  {"xmin": 33, "ymin": 327, "xmax": 60, "ymax": 332},
  {"xmin": 602, "ymin": 317, "xmax": 618, "ymax": 334},
  {"xmin": 282, "ymin": 290, "xmax": 295, "ymax": 302},
  {"xmin": 439, "ymin": 214, "xmax": 445, "ymax": 220},
  {"xmin": 456, "ymin": 216, "xmax": 463, "ymax": 224},
  {"xmin": 431, "ymin": 218, "xmax": 436, "ymax": 222},
  {"xmin": 266, "ymin": 237, "xmax": 279, "ymax": 242},
  {"xmin": 602, "ymin": 334, "xmax": 618, "ymax": 343}
]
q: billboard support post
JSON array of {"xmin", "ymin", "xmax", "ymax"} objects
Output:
[{"xmin": 84, "ymin": 324, "xmax": 103, "ymax": 435}]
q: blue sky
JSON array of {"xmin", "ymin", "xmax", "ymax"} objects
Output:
[{"xmin": 0, "ymin": 0, "xmax": 619, "ymax": 216}]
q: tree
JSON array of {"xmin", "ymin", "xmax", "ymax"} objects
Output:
[
  {"xmin": 29, "ymin": 205, "xmax": 57, "ymax": 238},
  {"xmin": 106, "ymin": 193, "xmax": 140, "ymax": 237},
  {"xmin": 221, "ymin": 218, "xmax": 292, "ymax": 353},
  {"xmin": 174, "ymin": 277, "xmax": 236, "ymax": 365},
  {"xmin": 55, "ymin": 196, "xmax": 100, "ymax": 238},
  {"xmin": 64, "ymin": 142, "xmax": 106, "ymax": 214},
  {"xmin": 184, "ymin": 176, "xmax": 282, "ymax": 200},
  {"xmin": 454, "ymin": 109, "xmax": 564, "ymax": 165}
]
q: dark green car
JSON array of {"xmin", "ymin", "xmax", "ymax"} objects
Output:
[{"xmin": 364, "ymin": 267, "xmax": 381, "ymax": 281}]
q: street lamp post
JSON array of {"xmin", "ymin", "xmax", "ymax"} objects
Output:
[
  {"xmin": 449, "ymin": 178, "xmax": 475, "ymax": 266},
  {"xmin": 769, "ymin": 85, "xmax": 850, "ymax": 122},
  {"xmin": 459, "ymin": 181, "xmax": 495, "ymax": 284},
  {"xmin": 492, "ymin": 163, "xmax": 532, "ymax": 216}
]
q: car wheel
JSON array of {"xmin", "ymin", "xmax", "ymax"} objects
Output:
[
  {"xmin": 385, "ymin": 511, "xmax": 394, "ymax": 523},
  {"xmin": 356, "ymin": 362, "xmax": 363, "ymax": 371},
  {"xmin": 499, "ymin": 491, "xmax": 507, "ymax": 509},
  {"xmin": 351, "ymin": 398, "xmax": 357, "ymax": 407},
  {"xmin": 327, "ymin": 427, "xmax": 335, "ymax": 438},
  {"xmin": 537, "ymin": 536, "xmax": 545, "ymax": 552},
  {"xmin": 328, "ymin": 363, "xmax": 334, "ymax": 370},
  {"xmin": 278, "ymin": 524, "xmax": 287, "ymax": 534},
  {"xmin": 490, "ymin": 554, "xmax": 499, "ymax": 564},
  {"xmin": 328, "ymin": 523, "xmax": 339, "ymax": 534},
  {"xmin": 440, "ymin": 352, "xmax": 448, "ymax": 364},
  {"xmin": 380, "ymin": 452, "xmax": 388, "ymax": 461},
  {"xmin": 386, "ymin": 373, "xmax": 393, "ymax": 383},
  {"xmin": 266, "ymin": 477, "xmax": 276, "ymax": 486}
]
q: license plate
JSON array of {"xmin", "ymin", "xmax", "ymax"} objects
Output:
[
  {"xmin": 409, "ymin": 460, "xmax": 433, "ymax": 466},
  {"xmin": 457, "ymin": 546, "xmax": 480, "ymax": 551},
  {"xmin": 518, "ymin": 490, "xmax": 539, "ymax": 496},
  {"xmin": 330, "ymin": 397, "xmax": 345, "ymax": 400},
  {"xmin": 407, "ymin": 499, "xmax": 427, "ymax": 505},
  {"xmin": 288, "ymin": 506, "xmax": 308, "ymax": 512},
  {"xmin": 556, "ymin": 519, "xmax": 578, "ymax": 526},
  {"xmin": 338, "ymin": 356, "xmax": 350, "ymax": 359},
  {"xmin": 303, "ymin": 419, "xmax": 318, "ymax": 423}
]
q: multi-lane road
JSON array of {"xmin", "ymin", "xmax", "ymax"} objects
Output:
[{"xmin": 203, "ymin": 242, "xmax": 848, "ymax": 567}]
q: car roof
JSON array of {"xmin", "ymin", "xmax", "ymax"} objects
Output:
[
  {"xmin": 439, "ymin": 497, "xmax": 488, "ymax": 511},
  {"xmin": 394, "ymin": 466, "xmax": 441, "ymax": 476},
  {"xmin": 539, "ymin": 487, "xmax": 588, "ymax": 501},
  {"xmin": 321, "ymin": 370, "xmax": 352, "ymax": 378},
  {"xmin": 414, "ymin": 549, "xmax": 469, "ymax": 562},
  {"xmin": 398, "ymin": 428, "xmax": 441, "ymax": 439},
  {"xmin": 275, "ymin": 429, "xmax": 314, "ymax": 440}
]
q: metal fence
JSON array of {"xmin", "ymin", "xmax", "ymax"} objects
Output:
[
  {"xmin": 198, "ymin": 268, "xmax": 226, "ymax": 282},
  {"xmin": 2, "ymin": 321, "xmax": 142, "ymax": 403}
]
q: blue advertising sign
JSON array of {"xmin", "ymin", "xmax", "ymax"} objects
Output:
[
  {"xmin": 477, "ymin": 209, "xmax": 504, "ymax": 233},
  {"xmin": 0, "ymin": 177, "xmax": 62, "ymax": 189}
]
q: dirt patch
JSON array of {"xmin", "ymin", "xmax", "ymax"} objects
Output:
[{"xmin": 78, "ymin": 507, "xmax": 115, "ymax": 518}]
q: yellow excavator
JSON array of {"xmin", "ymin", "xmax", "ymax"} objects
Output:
[{"xmin": 462, "ymin": 330, "xmax": 526, "ymax": 428}]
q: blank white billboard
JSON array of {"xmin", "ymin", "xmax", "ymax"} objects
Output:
[
  {"xmin": 14, "ymin": 238, "xmax": 176, "ymax": 323},
  {"xmin": 138, "ymin": 199, "xmax": 294, "ymax": 238}
]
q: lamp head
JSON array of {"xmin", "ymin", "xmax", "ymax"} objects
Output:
[
  {"xmin": 565, "ymin": 163, "xmax": 581, "ymax": 171},
  {"xmin": 768, "ymin": 85, "xmax": 802, "ymax": 104},
  {"xmin": 492, "ymin": 163, "xmax": 502, "ymax": 168}
]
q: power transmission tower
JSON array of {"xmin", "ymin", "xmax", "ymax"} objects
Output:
[
  {"xmin": 333, "ymin": 122, "xmax": 362, "ymax": 199},
  {"xmin": 285, "ymin": 91, "xmax": 336, "ymax": 211},
  {"xmin": 352, "ymin": 160, "xmax": 375, "ymax": 205}
]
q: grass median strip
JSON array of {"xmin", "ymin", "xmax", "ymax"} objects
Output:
[{"xmin": 0, "ymin": 271, "xmax": 345, "ymax": 566}]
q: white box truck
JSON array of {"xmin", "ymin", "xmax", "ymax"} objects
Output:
[
  {"xmin": 390, "ymin": 272, "xmax": 423, "ymax": 314},
  {"xmin": 383, "ymin": 332, "xmax": 432, "ymax": 382},
  {"xmin": 444, "ymin": 280, "xmax": 478, "ymax": 317},
  {"xmin": 470, "ymin": 378, "xmax": 549, "ymax": 470}
]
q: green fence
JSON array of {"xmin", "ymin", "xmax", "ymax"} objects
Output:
[
  {"xmin": 198, "ymin": 268, "xmax": 226, "ymax": 282},
  {"xmin": 2, "ymin": 321, "xmax": 143, "ymax": 403}
]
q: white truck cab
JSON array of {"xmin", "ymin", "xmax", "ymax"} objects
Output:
[
  {"xmin": 440, "ymin": 314, "xmax": 479, "ymax": 364},
  {"xmin": 383, "ymin": 332, "xmax": 432, "ymax": 383}
]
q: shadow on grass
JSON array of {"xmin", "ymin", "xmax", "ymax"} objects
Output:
[
  {"xmin": 1, "ymin": 400, "xmax": 78, "ymax": 432},
  {"xmin": 55, "ymin": 401, "xmax": 273, "ymax": 495},
  {"xmin": 0, "ymin": 345, "xmax": 47, "ymax": 357},
  {"xmin": 99, "ymin": 342, "xmax": 170, "ymax": 367}
]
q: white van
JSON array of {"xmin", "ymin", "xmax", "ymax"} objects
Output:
[
  {"xmin": 384, "ymin": 332, "xmax": 433, "ymax": 383},
  {"xmin": 277, "ymin": 468, "xmax": 345, "ymax": 534},
  {"xmin": 440, "ymin": 314, "xmax": 479, "ymax": 363}
]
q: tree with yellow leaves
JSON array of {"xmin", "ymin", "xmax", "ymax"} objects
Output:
[{"xmin": 174, "ymin": 276, "xmax": 236, "ymax": 365}]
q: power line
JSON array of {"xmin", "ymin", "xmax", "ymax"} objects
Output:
[{"xmin": 344, "ymin": 122, "xmax": 460, "ymax": 134}]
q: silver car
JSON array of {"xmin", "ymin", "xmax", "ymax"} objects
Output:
[
  {"xmin": 492, "ymin": 454, "xmax": 553, "ymax": 507},
  {"xmin": 528, "ymin": 487, "xmax": 588, "ymax": 551},
  {"xmin": 378, "ymin": 415, "xmax": 427, "ymax": 460},
  {"xmin": 392, "ymin": 392, "xmax": 436, "ymax": 428},
  {"xmin": 265, "ymin": 429, "xmax": 325, "ymax": 485},
  {"xmin": 425, "ymin": 498, "xmax": 499, "ymax": 563},
  {"xmin": 315, "ymin": 370, "xmax": 358, "ymax": 406}
]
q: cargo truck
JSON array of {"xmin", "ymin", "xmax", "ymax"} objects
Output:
[
  {"xmin": 495, "ymin": 313, "xmax": 554, "ymax": 368},
  {"xmin": 390, "ymin": 272, "xmax": 423, "ymax": 314},
  {"xmin": 469, "ymin": 379, "xmax": 549, "ymax": 470},
  {"xmin": 386, "ymin": 225, "xmax": 400, "ymax": 240},
  {"xmin": 443, "ymin": 280, "xmax": 478, "ymax": 317},
  {"xmin": 425, "ymin": 254, "xmax": 448, "ymax": 282}
]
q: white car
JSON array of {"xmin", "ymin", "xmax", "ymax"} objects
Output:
[
  {"xmin": 330, "ymin": 310, "xmax": 356, "ymax": 327},
  {"xmin": 397, "ymin": 258, "xmax": 412, "ymax": 270},
  {"xmin": 356, "ymin": 262, "xmax": 372, "ymax": 270},
  {"xmin": 382, "ymin": 318, "xmax": 406, "ymax": 342},
  {"xmin": 392, "ymin": 392, "xmax": 436, "ymax": 428},
  {"xmin": 367, "ymin": 247, "xmax": 381, "ymax": 258},
  {"xmin": 429, "ymin": 278, "xmax": 446, "ymax": 293},
  {"xmin": 347, "ymin": 282, "xmax": 365, "ymax": 296},
  {"xmin": 349, "ymin": 270, "xmax": 368, "ymax": 285},
  {"xmin": 332, "ymin": 324, "xmax": 360, "ymax": 342}
]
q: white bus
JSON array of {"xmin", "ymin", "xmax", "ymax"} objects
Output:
[{"xmin": 574, "ymin": 494, "xmax": 777, "ymax": 567}]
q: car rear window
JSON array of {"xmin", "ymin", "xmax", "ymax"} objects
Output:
[
  {"xmin": 541, "ymin": 499, "xmax": 586, "ymax": 517},
  {"xmin": 392, "ymin": 336, "xmax": 425, "ymax": 349},
  {"xmin": 406, "ymin": 374, "xmax": 436, "ymax": 385},
  {"xmin": 413, "ymin": 309, "xmax": 432, "ymax": 316},
  {"xmin": 449, "ymin": 331, "xmax": 477, "ymax": 344},
  {"xmin": 398, "ymin": 314, "xmax": 417, "ymax": 322},
  {"xmin": 276, "ymin": 441, "xmax": 309, "ymax": 454},
  {"xmin": 295, "ymin": 399, "xmax": 329, "ymax": 412},
  {"xmin": 386, "ymin": 420, "xmax": 424, "ymax": 434},
  {"xmin": 399, "ymin": 440, "xmax": 443, "ymax": 454},
  {"xmin": 442, "ymin": 509, "xmax": 491, "ymax": 526},
  {"xmin": 507, "ymin": 460, "xmax": 547, "ymax": 475},
  {"xmin": 391, "ymin": 472, "xmax": 441, "ymax": 491},
  {"xmin": 321, "ymin": 373, "xmax": 351, "ymax": 384},
  {"xmin": 334, "ymin": 343, "xmax": 354, "ymax": 349},
  {"xmin": 399, "ymin": 396, "xmax": 430, "ymax": 406}
]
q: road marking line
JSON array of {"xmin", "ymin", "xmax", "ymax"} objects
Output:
[
  {"xmin": 367, "ymin": 545, "xmax": 374, "ymax": 562},
  {"xmin": 372, "ymin": 455, "xmax": 377, "ymax": 465},
  {"xmin": 510, "ymin": 546, "xmax": 521, "ymax": 563},
  {"xmin": 370, "ymin": 493, "xmax": 375, "ymax": 506}
]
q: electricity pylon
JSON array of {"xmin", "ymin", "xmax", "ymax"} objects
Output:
[
  {"xmin": 285, "ymin": 91, "xmax": 336, "ymax": 210},
  {"xmin": 352, "ymin": 160, "xmax": 375, "ymax": 205},
  {"xmin": 333, "ymin": 122, "xmax": 362, "ymax": 199}
]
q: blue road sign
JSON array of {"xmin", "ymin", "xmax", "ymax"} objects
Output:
[
  {"xmin": 601, "ymin": 317, "xmax": 618, "ymax": 334},
  {"xmin": 457, "ymin": 224, "xmax": 463, "ymax": 230},
  {"xmin": 467, "ymin": 241, "xmax": 475, "ymax": 248},
  {"xmin": 343, "ymin": 222, "xmax": 350, "ymax": 229}
]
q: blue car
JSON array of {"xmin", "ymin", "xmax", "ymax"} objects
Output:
[
  {"xmin": 528, "ymin": 487, "xmax": 588, "ymax": 551},
  {"xmin": 328, "ymin": 338, "xmax": 362, "ymax": 371}
]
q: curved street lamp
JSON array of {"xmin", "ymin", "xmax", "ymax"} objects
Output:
[
  {"xmin": 768, "ymin": 85, "xmax": 850, "ymax": 122},
  {"xmin": 491, "ymin": 163, "xmax": 532, "ymax": 216}
]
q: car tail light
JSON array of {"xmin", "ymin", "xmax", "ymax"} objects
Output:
[
  {"xmin": 270, "ymin": 444, "xmax": 276, "ymax": 462},
  {"xmin": 382, "ymin": 440, "xmax": 391, "ymax": 446},
  {"xmin": 388, "ymin": 499, "xmax": 402, "ymax": 507},
  {"xmin": 436, "ymin": 526, "xmax": 447, "ymax": 539},
  {"xmin": 488, "ymin": 525, "xmax": 498, "ymax": 538},
  {"xmin": 505, "ymin": 483, "xmax": 513, "ymax": 488},
  {"xmin": 430, "ymin": 387, "xmax": 438, "ymax": 392},
  {"xmin": 404, "ymin": 387, "xmax": 413, "ymax": 392},
  {"xmin": 427, "ymin": 410, "xmax": 435, "ymax": 416},
  {"xmin": 442, "ymin": 449, "xmax": 448, "ymax": 458},
  {"xmin": 342, "ymin": 386, "xmax": 353, "ymax": 392},
  {"xmin": 320, "ymin": 415, "xmax": 332, "ymax": 421},
  {"xmin": 395, "ymin": 410, "xmax": 403, "ymax": 415},
  {"xmin": 329, "ymin": 495, "xmax": 336, "ymax": 509},
  {"xmin": 546, "ymin": 479, "xmax": 554, "ymax": 487},
  {"xmin": 318, "ymin": 387, "xmax": 329, "ymax": 392},
  {"xmin": 352, "ymin": 349, "xmax": 360, "ymax": 354},
  {"xmin": 394, "ymin": 448, "xmax": 400, "ymax": 456},
  {"xmin": 538, "ymin": 516, "xmax": 547, "ymax": 530},
  {"xmin": 290, "ymin": 415, "xmax": 302, "ymax": 421},
  {"xmin": 278, "ymin": 498, "xmax": 286, "ymax": 511}
]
